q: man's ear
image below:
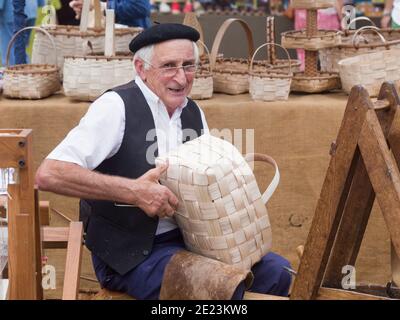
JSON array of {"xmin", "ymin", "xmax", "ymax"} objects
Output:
[{"xmin": 134, "ymin": 59, "xmax": 146, "ymax": 81}]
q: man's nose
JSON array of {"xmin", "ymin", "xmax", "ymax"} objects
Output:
[{"xmin": 173, "ymin": 67, "xmax": 187, "ymax": 85}]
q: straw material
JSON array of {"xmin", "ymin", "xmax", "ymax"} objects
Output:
[
  {"xmin": 63, "ymin": 55, "xmax": 135, "ymax": 101},
  {"xmin": 156, "ymin": 134, "xmax": 280, "ymax": 270},
  {"xmin": 189, "ymin": 41, "xmax": 213, "ymax": 100},
  {"xmin": 3, "ymin": 27, "xmax": 60, "ymax": 100},
  {"xmin": 291, "ymin": 0, "xmax": 335, "ymax": 9},
  {"xmin": 320, "ymin": 28, "xmax": 400, "ymax": 73},
  {"xmin": 210, "ymin": 18, "xmax": 255, "ymax": 95},
  {"xmin": 249, "ymin": 43, "xmax": 293, "ymax": 101},
  {"xmin": 3, "ymin": 64, "xmax": 60, "ymax": 99},
  {"xmin": 32, "ymin": 25, "xmax": 142, "ymax": 77},
  {"xmin": 291, "ymin": 72, "xmax": 341, "ymax": 93},
  {"xmin": 282, "ymin": 30, "xmax": 341, "ymax": 50},
  {"xmin": 338, "ymin": 49, "xmax": 400, "ymax": 97}
]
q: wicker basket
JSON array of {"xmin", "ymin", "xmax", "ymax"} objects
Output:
[
  {"xmin": 320, "ymin": 24, "xmax": 400, "ymax": 73},
  {"xmin": 63, "ymin": 10, "xmax": 135, "ymax": 101},
  {"xmin": 32, "ymin": 0, "xmax": 141, "ymax": 78},
  {"xmin": 338, "ymin": 49, "xmax": 400, "ymax": 97},
  {"xmin": 210, "ymin": 18, "xmax": 255, "ymax": 95},
  {"xmin": 3, "ymin": 27, "xmax": 60, "ymax": 99},
  {"xmin": 281, "ymin": 29, "xmax": 341, "ymax": 50},
  {"xmin": 156, "ymin": 134, "xmax": 279, "ymax": 270},
  {"xmin": 290, "ymin": 72, "xmax": 340, "ymax": 93},
  {"xmin": 189, "ymin": 41, "xmax": 213, "ymax": 100},
  {"xmin": 249, "ymin": 43, "xmax": 292, "ymax": 101}
]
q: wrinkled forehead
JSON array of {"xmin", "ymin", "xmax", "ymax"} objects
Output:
[{"xmin": 152, "ymin": 39, "xmax": 195, "ymax": 63}]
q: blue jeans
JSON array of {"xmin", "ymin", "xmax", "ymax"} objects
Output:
[{"xmin": 92, "ymin": 228, "xmax": 292, "ymax": 299}]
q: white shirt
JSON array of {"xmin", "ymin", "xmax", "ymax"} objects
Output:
[
  {"xmin": 393, "ymin": 0, "xmax": 400, "ymax": 25},
  {"xmin": 48, "ymin": 76, "xmax": 209, "ymax": 234}
]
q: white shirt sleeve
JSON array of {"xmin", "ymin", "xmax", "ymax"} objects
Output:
[
  {"xmin": 46, "ymin": 91, "xmax": 126, "ymax": 170},
  {"xmin": 199, "ymin": 107, "xmax": 209, "ymax": 135}
]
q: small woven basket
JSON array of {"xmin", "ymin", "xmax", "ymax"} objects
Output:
[
  {"xmin": 338, "ymin": 48, "xmax": 400, "ymax": 97},
  {"xmin": 320, "ymin": 19, "xmax": 400, "ymax": 73},
  {"xmin": 156, "ymin": 134, "xmax": 280, "ymax": 270},
  {"xmin": 249, "ymin": 43, "xmax": 292, "ymax": 101},
  {"xmin": 189, "ymin": 41, "xmax": 213, "ymax": 100},
  {"xmin": 3, "ymin": 27, "xmax": 60, "ymax": 99},
  {"xmin": 281, "ymin": 29, "xmax": 341, "ymax": 51},
  {"xmin": 210, "ymin": 18, "xmax": 255, "ymax": 95},
  {"xmin": 63, "ymin": 10, "xmax": 135, "ymax": 101}
]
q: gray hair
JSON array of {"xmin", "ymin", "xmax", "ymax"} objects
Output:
[{"xmin": 133, "ymin": 41, "xmax": 199, "ymax": 70}]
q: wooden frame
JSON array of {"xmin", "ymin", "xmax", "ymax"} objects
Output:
[
  {"xmin": 0, "ymin": 129, "xmax": 83, "ymax": 300},
  {"xmin": 290, "ymin": 82, "xmax": 400, "ymax": 300}
]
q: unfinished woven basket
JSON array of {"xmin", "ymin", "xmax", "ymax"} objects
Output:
[
  {"xmin": 32, "ymin": 1, "xmax": 141, "ymax": 78},
  {"xmin": 63, "ymin": 10, "xmax": 135, "ymax": 101},
  {"xmin": 156, "ymin": 134, "xmax": 280, "ymax": 270},
  {"xmin": 189, "ymin": 41, "xmax": 213, "ymax": 100},
  {"xmin": 3, "ymin": 27, "xmax": 60, "ymax": 99},
  {"xmin": 320, "ymin": 23, "xmax": 400, "ymax": 73},
  {"xmin": 338, "ymin": 49, "xmax": 400, "ymax": 97},
  {"xmin": 210, "ymin": 18, "xmax": 255, "ymax": 95},
  {"xmin": 249, "ymin": 43, "xmax": 292, "ymax": 101}
]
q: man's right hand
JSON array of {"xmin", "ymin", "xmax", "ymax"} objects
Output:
[
  {"xmin": 69, "ymin": 0, "xmax": 84, "ymax": 19},
  {"xmin": 135, "ymin": 164, "xmax": 179, "ymax": 218}
]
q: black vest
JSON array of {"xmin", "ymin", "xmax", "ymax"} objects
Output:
[{"xmin": 80, "ymin": 81, "xmax": 204, "ymax": 275}]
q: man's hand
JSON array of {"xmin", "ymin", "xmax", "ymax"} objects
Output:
[
  {"xmin": 135, "ymin": 164, "xmax": 179, "ymax": 218},
  {"xmin": 69, "ymin": 0, "xmax": 83, "ymax": 19}
]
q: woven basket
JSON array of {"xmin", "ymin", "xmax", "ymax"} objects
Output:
[
  {"xmin": 320, "ymin": 23, "xmax": 400, "ymax": 73},
  {"xmin": 32, "ymin": 0, "xmax": 141, "ymax": 78},
  {"xmin": 210, "ymin": 18, "xmax": 255, "ymax": 95},
  {"xmin": 291, "ymin": 0, "xmax": 335, "ymax": 9},
  {"xmin": 338, "ymin": 49, "xmax": 400, "ymax": 97},
  {"xmin": 290, "ymin": 72, "xmax": 340, "ymax": 93},
  {"xmin": 249, "ymin": 43, "xmax": 292, "ymax": 101},
  {"xmin": 63, "ymin": 10, "xmax": 135, "ymax": 101},
  {"xmin": 281, "ymin": 29, "xmax": 341, "ymax": 51},
  {"xmin": 3, "ymin": 27, "xmax": 60, "ymax": 99},
  {"xmin": 156, "ymin": 134, "xmax": 280, "ymax": 270},
  {"xmin": 189, "ymin": 41, "xmax": 213, "ymax": 100}
]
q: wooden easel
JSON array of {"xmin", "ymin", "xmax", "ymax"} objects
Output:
[
  {"xmin": 290, "ymin": 82, "xmax": 400, "ymax": 300},
  {"xmin": 0, "ymin": 129, "xmax": 83, "ymax": 300}
]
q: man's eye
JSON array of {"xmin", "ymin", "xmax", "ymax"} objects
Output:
[{"xmin": 163, "ymin": 63, "xmax": 175, "ymax": 68}]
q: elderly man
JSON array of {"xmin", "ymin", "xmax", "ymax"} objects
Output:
[{"xmin": 36, "ymin": 23, "xmax": 291, "ymax": 300}]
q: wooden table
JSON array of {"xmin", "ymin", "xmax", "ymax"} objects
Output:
[{"xmin": 0, "ymin": 91, "xmax": 392, "ymax": 294}]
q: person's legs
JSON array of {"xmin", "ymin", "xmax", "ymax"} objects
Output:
[
  {"xmin": 91, "ymin": 228, "xmax": 186, "ymax": 300},
  {"xmin": 0, "ymin": 22, "xmax": 15, "ymax": 66}
]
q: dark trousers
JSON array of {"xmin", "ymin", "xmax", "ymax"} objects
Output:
[{"xmin": 92, "ymin": 228, "xmax": 292, "ymax": 300}]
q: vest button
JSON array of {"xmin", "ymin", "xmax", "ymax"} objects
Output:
[{"xmin": 143, "ymin": 250, "xmax": 149, "ymax": 256}]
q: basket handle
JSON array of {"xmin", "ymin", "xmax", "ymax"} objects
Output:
[
  {"xmin": 244, "ymin": 153, "xmax": 280, "ymax": 205},
  {"xmin": 196, "ymin": 40, "xmax": 212, "ymax": 74},
  {"xmin": 351, "ymin": 26, "xmax": 387, "ymax": 48},
  {"xmin": 266, "ymin": 16, "xmax": 276, "ymax": 65},
  {"xmin": 210, "ymin": 18, "xmax": 254, "ymax": 70},
  {"xmin": 249, "ymin": 42, "xmax": 292, "ymax": 76},
  {"xmin": 343, "ymin": 16, "xmax": 376, "ymax": 33},
  {"xmin": 80, "ymin": 0, "xmax": 102, "ymax": 32},
  {"xmin": 6, "ymin": 26, "xmax": 58, "ymax": 67}
]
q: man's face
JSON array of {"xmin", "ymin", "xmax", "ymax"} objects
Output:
[{"xmin": 137, "ymin": 39, "xmax": 196, "ymax": 113}]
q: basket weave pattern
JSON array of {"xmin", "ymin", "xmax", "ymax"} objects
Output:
[
  {"xmin": 3, "ymin": 64, "xmax": 60, "ymax": 99},
  {"xmin": 338, "ymin": 49, "xmax": 400, "ymax": 96},
  {"xmin": 281, "ymin": 30, "xmax": 341, "ymax": 50},
  {"xmin": 157, "ymin": 135, "xmax": 279, "ymax": 270},
  {"xmin": 189, "ymin": 73, "xmax": 213, "ymax": 100},
  {"xmin": 63, "ymin": 56, "xmax": 135, "ymax": 101}
]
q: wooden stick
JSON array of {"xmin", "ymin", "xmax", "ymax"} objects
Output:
[
  {"xmin": 79, "ymin": 0, "xmax": 91, "ymax": 32},
  {"xmin": 104, "ymin": 9, "xmax": 115, "ymax": 57}
]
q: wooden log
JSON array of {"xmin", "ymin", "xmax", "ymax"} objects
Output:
[{"xmin": 291, "ymin": 86, "xmax": 373, "ymax": 300}]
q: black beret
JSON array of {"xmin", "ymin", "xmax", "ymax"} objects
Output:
[{"xmin": 129, "ymin": 23, "xmax": 200, "ymax": 54}]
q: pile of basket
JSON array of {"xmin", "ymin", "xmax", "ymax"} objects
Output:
[
  {"xmin": 63, "ymin": 9, "xmax": 136, "ymax": 101},
  {"xmin": 156, "ymin": 134, "xmax": 280, "ymax": 270},
  {"xmin": 32, "ymin": 0, "xmax": 141, "ymax": 78}
]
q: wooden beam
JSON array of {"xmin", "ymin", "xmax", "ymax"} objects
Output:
[
  {"xmin": 358, "ymin": 109, "xmax": 400, "ymax": 262},
  {"xmin": 41, "ymin": 227, "xmax": 69, "ymax": 249},
  {"xmin": 62, "ymin": 222, "xmax": 83, "ymax": 300},
  {"xmin": 318, "ymin": 287, "xmax": 393, "ymax": 300},
  {"xmin": 291, "ymin": 86, "xmax": 373, "ymax": 300},
  {"xmin": 39, "ymin": 201, "xmax": 50, "ymax": 226}
]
